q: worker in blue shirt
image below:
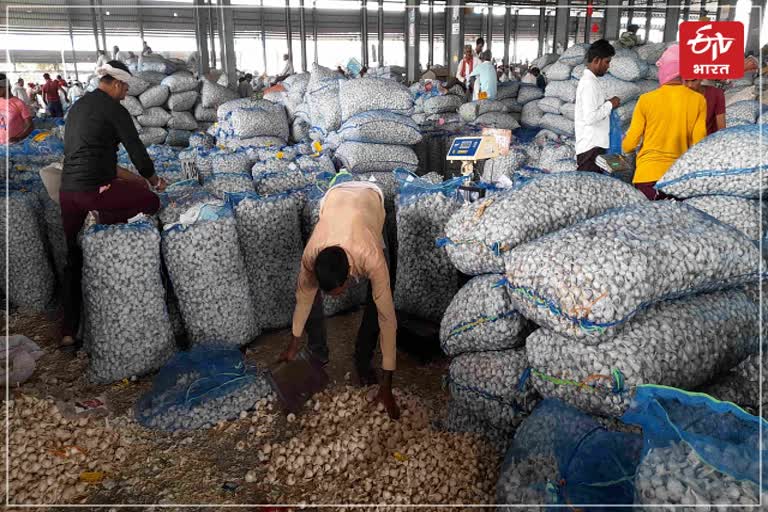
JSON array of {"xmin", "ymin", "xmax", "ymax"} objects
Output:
[{"xmin": 468, "ymin": 50, "xmax": 498, "ymax": 100}]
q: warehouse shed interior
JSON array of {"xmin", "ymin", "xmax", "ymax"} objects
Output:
[{"xmin": 1, "ymin": 0, "xmax": 767, "ymax": 508}]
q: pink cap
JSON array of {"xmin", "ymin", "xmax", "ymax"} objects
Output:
[{"xmin": 656, "ymin": 43, "xmax": 680, "ymax": 85}]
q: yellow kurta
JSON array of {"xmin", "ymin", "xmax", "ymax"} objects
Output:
[{"xmin": 622, "ymin": 84, "xmax": 708, "ymax": 184}]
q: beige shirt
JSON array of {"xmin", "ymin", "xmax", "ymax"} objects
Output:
[{"xmin": 292, "ymin": 183, "xmax": 397, "ymax": 371}]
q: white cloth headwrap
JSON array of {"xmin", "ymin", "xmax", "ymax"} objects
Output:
[{"xmin": 95, "ymin": 63, "xmax": 132, "ymax": 83}]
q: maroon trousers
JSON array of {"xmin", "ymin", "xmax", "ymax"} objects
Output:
[
  {"xmin": 59, "ymin": 178, "xmax": 160, "ymax": 338},
  {"xmin": 634, "ymin": 181, "xmax": 672, "ymax": 201}
]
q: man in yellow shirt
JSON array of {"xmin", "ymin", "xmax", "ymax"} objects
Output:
[{"xmin": 622, "ymin": 44, "xmax": 707, "ymax": 200}]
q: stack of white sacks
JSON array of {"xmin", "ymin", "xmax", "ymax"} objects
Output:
[
  {"xmin": 522, "ymin": 42, "xmax": 666, "ymax": 139},
  {"xmin": 108, "ymin": 58, "xmax": 210, "ymax": 148},
  {"xmin": 437, "ymin": 158, "xmax": 765, "ymax": 448}
]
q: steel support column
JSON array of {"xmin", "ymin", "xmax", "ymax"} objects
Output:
[
  {"xmin": 405, "ymin": 0, "xmax": 420, "ymax": 82},
  {"xmin": 682, "ymin": 0, "xmax": 690, "ymax": 21},
  {"xmin": 644, "ymin": 0, "xmax": 653, "ymax": 42},
  {"xmin": 194, "ymin": 0, "xmax": 210, "ymax": 76},
  {"xmin": 603, "ymin": 0, "xmax": 621, "ymax": 41},
  {"xmin": 260, "ymin": 0, "xmax": 266, "ymax": 71},
  {"xmin": 218, "ymin": 0, "xmax": 237, "ymax": 86},
  {"xmin": 209, "ymin": 0, "xmax": 217, "ymax": 68},
  {"xmin": 485, "ymin": 5, "xmax": 493, "ymax": 50},
  {"xmin": 538, "ymin": 0, "xmax": 546, "ymax": 57},
  {"xmin": 627, "ymin": 0, "xmax": 635, "ymax": 26},
  {"xmin": 300, "ymin": 0, "xmax": 308, "ymax": 71},
  {"xmin": 96, "ymin": 0, "xmax": 107, "ymax": 54},
  {"xmin": 663, "ymin": 4, "xmax": 680, "ymax": 41},
  {"xmin": 554, "ymin": 0, "xmax": 570, "ymax": 53},
  {"xmin": 447, "ymin": 0, "xmax": 465, "ymax": 76},
  {"xmin": 89, "ymin": 0, "xmax": 101, "ymax": 52},
  {"xmin": 746, "ymin": 0, "xmax": 766, "ymax": 55},
  {"xmin": 285, "ymin": 0, "xmax": 294, "ymax": 68},
  {"xmin": 585, "ymin": 0, "xmax": 593, "ymax": 43},
  {"xmin": 378, "ymin": 0, "xmax": 384, "ymax": 66},
  {"xmin": 503, "ymin": 0, "xmax": 511, "ymax": 67},
  {"xmin": 513, "ymin": 8, "xmax": 519, "ymax": 63},
  {"xmin": 137, "ymin": 0, "xmax": 144, "ymax": 41},
  {"xmin": 66, "ymin": 9, "xmax": 79, "ymax": 81},
  {"xmin": 428, "ymin": 0, "xmax": 435, "ymax": 68},
  {"xmin": 361, "ymin": 0, "xmax": 369, "ymax": 67},
  {"xmin": 313, "ymin": 0, "xmax": 319, "ymax": 64}
]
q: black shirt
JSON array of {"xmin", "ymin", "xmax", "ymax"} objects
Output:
[{"xmin": 62, "ymin": 89, "xmax": 155, "ymax": 192}]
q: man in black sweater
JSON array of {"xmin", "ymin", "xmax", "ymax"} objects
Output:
[{"xmin": 59, "ymin": 60, "xmax": 167, "ymax": 349}]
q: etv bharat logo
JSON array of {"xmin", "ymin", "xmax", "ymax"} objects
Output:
[{"xmin": 680, "ymin": 21, "xmax": 744, "ymax": 79}]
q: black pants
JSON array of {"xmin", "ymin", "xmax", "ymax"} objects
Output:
[
  {"xmin": 576, "ymin": 146, "xmax": 606, "ymax": 173},
  {"xmin": 306, "ymin": 228, "xmax": 393, "ymax": 374}
]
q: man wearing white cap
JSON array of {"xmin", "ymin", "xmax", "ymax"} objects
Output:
[{"xmin": 58, "ymin": 60, "xmax": 167, "ymax": 350}]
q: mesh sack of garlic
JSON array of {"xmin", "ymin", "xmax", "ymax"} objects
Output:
[
  {"xmin": 135, "ymin": 344, "xmax": 273, "ymax": 431},
  {"xmin": 697, "ymin": 351, "xmax": 767, "ymax": 417},
  {"xmin": 161, "ymin": 202, "xmax": 260, "ymax": 346},
  {"xmin": 337, "ymin": 110, "xmax": 422, "ymax": 145},
  {"xmin": 726, "ymin": 99, "xmax": 760, "ymax": 126},
  {"xmin": 160, "ymin": 71, "xmax": 198, "ymax": 93},
  {"xmin": 158, "ymin": 179, "xmax": 217, "ymax": 225},
  {"xmin": 334, "ymin": 141, "xmax": 419, "ymax": 174},
  {"xmin": 81, "ymin": 219, "xmax": 175, "ymax": 384},
  {"xmin": 200, "ymin": 79, "xmax": 239, "ymax": 109},
  {"xmin": 539, "ymin": 113, "xmax": 575, "ymax": 137},
  {"xmin": 306, "ymin": 63, "xmax": 345, "ymax": 134},
  {"xmin": 120, "ymin": 95, "xmax": 143, "ymax": 116},
  {"xmin": 459, "ymin": 100, "xmax": 509, "ymax": 122},
  {"xmin": 440, "ymin": 274, "xmax": 529, "ymax": 357},
  {"xmin": 392, "ymin": 171, "xmax": 466, "ymax": 322},
  {"xmin": 252, "ymin": 167, "xmax": 312, "ymax": 196},
  {"xmin": 683, "ymin": 195, "xmax": 765, "ymax": 241},
  {"xmin": 598, "ymin": 74, "xmax": 642, "ymax": 103},
  {"xmin": 138, "ymin": 84, "xmax": 170, "ymax": 109},
  {"xmin": 223, "ymin": 102, "xmax": 290, "ymax": 141},
  {"xmin": 480, "ymin": 149, "xmax": 530, "ymax": 183},
  {"xmin": 296, "ymin": 152, "xmax": 336, "ymax": 174},
  {"xmin": 0, "ymin": 183, "xmax": 55, "ymax": 311},
  {"xmin": 39, "ymin": 192, "xmax": 67, "ymax": 282},
  {"xmin": 607, "ymin": 50, "xmax": 650, "ymax": 81},
  {"xmin": 537, "ymin": 96, "xmax": 563, "ymax": 114},
  {"xmin": 471, "ymin": 112, "xmax": 521, "ymax": 130},
  {"xmin": 202, "ymin": 172, "xmax": 254, "ymax": 199},
  {"xmin": 339, "ymin": 77, "xmax": 414, "ymax": 121},
  {"xmin": 440, "ymin": 172, "xmax": 647, "ymax": 275},
  {"xmin": 423, "ymin": 94, "xmax": 464, "ymax": 115},
  {"xmin": 496, "ymin": 80, "xmax": 521, "ymax": 100},
  {"xmin": 194, "ymin": 101, "xmax": 217, "ymax": 122},
  {"xmin": 139, "ymin": 127, "xmax": 167, "ymax": 146},
  {"xmin": 497, "ymin": 398, "xmax": 643, "ymax": 507},
  {"xmin": 655, "ymin": 125, "xmax": 768, "ymax": 199},
  {"xmin": 545, "ymin": 61, "xmax": 574, "ymax": 81},
  {"xmin": 623, "ymin": 385, "xmax": 768, "ymax": 509},
  {"xmin": 301, "ymin": 185, "xmax": 369, "ymax": 316},
  {"xmin": 526, "ymin": 288, "xmax": 759, "ymax": 417},
  {"xmin": 520, "ymin": 100, "xmax": 545, "ymax": 128},
  {"xmin": 124, "ymin": 73, "xmax": 150, "ymax": 96},
  {"xmin": 165, "ymin": 129, "xmax": 192, "ymax": 147},
  {"xmin": 447, "ymin": 348, "xmax": 539, "ymax": 430},
  {"xmin": 167, "ymin": 111, "xmax": 198, "ymax": 130},
  {"xmin": 544, "ymin": 80, "xmax": 578, "ymax": 103},
  {"xmin": 517, "ymin": 84, "xmax": 545, "ymax": 105},
  {"xmin": 228, "ymin": 191, "xmax": 303, "ymax": 330},
  {"xmin": 166, "ymin": 90, "xmax": 199, "ymax": 112},
  {"xmin": 502, "ymin": 201, "xmax": 761, "ymax": 342},
  {"xmin": 439, "ymin": 399, "xmax": 516, "ymax": 453}
]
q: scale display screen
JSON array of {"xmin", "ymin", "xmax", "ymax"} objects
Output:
[{"xmin": 448, "ymin": 137, "xmax": 482, "ymax": 158}]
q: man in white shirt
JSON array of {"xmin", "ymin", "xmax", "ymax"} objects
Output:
[
  {"xmin": 67, "ymin": 81, "xmax": 84, "ymax": 105},
  {"xmin": 574, "ymin": 39, "xmax": 621, "ymax": 172},
  {"xmin": 474, "ymin": 37, "xmax": 485, "ymax": 59},
  {"xmin": 468, "ymin": 50, "xmax": 498, "ymax": 100},
  {"xmin": 273, "ymin": 54, "xmax": 294, "ymax": 84},
  {"xmin": 12, "ymin": 78, "xmax": 34, "ymax": 114},
  {"xmin": 456, "ymin": 45, "xmax": 479, "ymax": 85}
]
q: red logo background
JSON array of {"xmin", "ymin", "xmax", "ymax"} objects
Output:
[{"xmin": 679, "ymin": 21, "xmax": 744, "ymax": 80}]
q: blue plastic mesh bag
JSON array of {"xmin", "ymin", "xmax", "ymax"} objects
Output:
[
  {"xmin": 608, "ymin": 110, "xmax": 623, "ymax": 155},
  {"xmin": 134, "ymin": 344, "xmax": 272, "ymax": 431},
  {"xmin": 623, "ymin": 385, "xmax": 768, "ymax": 507},
  {"xmin": 0, "ymin": 130, "xmax": 65, "ymax": 164},
  {"xmin": 497, "ymin": 399, "xmax": 643, "ymax": 509}
]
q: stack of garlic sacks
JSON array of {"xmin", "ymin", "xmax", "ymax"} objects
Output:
[
  {"xmin": 438, "ymin": 165, "xmax": 763, "ymax": 449},
  {"xmin": 523, "ymin": 42, "xmax": 666, "ymax": 141}
]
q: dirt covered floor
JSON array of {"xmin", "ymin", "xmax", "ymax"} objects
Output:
[{"xmin": 3, "ymin": 307, "xmax": 501, "ymax": 511}]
